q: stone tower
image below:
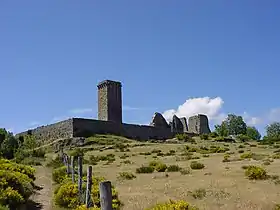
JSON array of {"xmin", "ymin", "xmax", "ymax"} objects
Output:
[
  {"xmin": 97, "ymin": 80, "xmax": 122, "ymax": 124},
  {"xmin": 188, "ymin": 114, "xmax": 211, "ymax": 134}
]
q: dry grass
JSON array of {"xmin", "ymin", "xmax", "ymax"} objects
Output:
[{"xmin": 60, "ymin": 137, "xmax": 280, "ymax": 210}]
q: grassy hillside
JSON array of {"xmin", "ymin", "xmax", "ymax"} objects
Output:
[{"xmin": 48, "ymin": 134, "xmax": 280, "ymax": 210}]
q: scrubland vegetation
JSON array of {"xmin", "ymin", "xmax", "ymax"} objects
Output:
[{"xmin": 2, "ymin": 113, "xmax": 280, "ymax": 209}]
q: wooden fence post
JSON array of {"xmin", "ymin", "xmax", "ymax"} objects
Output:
[
  {"xmin": 77, "ymin": 156, "xmax": 83, "ymax": 201},
  {"xmin": 66, "ymin": 155, "xmax": 70, "ymax": 175},
  {"xmin": 85, "ymin": 166, "xmax": 93, "ymax": 208},
  {"xmin": 99, "ymin": 181, "xmax": 113, "ymax": 210},
  {"xmin": 71, "ymin": 156, "xmax": 75, "ymax": 183}
]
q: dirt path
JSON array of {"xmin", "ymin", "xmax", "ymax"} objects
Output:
[{"xmin": 30, "ymin": 166, "xmax": 54, "ymax": 210}]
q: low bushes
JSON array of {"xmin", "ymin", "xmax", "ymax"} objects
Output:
[
  {"xmin": 136, "ymin": 166, "xmax": 154, "ymax": 174},
  {"xmin": 117, "ymin": 172, "xmax": 136, "ymax": 180},
  {"xmin": 145, "ymin": 200, "xmax": 198, "ymax": 210},
  {"xmin": 190, "ymin": 161, "xmax": 205, "ymax": 170},
  {"xmin": 53, "ymin": 168, "xmax": 122, "ymax": 209},
  {"xmin": 0, "ymin": 159, "xmax": 36, "ymax": 209},
  {"xmin": 244, "ymin": 165, "xmax": 268, "ymax": 180}
]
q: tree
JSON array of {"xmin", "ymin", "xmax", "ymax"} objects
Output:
[
  {"xmin": 266, "ymin": 122, "xmax": 280, "ymax": 139},
  {"xmin": 246, "ymin": 126, "xmax": 261, "ymax": 140},
  {"xmin": 214, "ymin": 114, "xmax": 247, "ymax": 137},
  {"xmin": 214, "ymin": 122, "xmax": 229, "ymax": 137},
  {"xmin": 0, "ymin": 128, "xmax": 19, "ymax": 159}
]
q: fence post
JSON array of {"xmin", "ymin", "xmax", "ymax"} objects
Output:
[
  {"xmin": 99, "ymin": 181, "xmax": 113, "ymax": 210},
  {"xmin": 77, "ymin": 156, "xmax": 83, "ymax": 201},
  {"xmin": 71, "ymin": 156, "xmax": 75, "ymax": 183},
  {"xmin": 85, "ymin": 166, "xmax": 93, "ymax": 208},
  {"xmin": 65, "ymin": 155, "xmax": 70, "ymax": 175}
]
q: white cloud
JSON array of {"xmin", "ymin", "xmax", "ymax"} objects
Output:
[
  {"xmin": 162, "ymin": 97, "xmax": 225, "ymax": 123},
  {"xmin": 242, "ymin": 112, "xmax": 262, "ymax": 126}
]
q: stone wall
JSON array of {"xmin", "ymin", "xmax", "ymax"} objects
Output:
[
  {"xmin": 16, "ymin": 118, "xmax": 174, "ymax": 142},
  {"xmin": 16, "ymin": 119, "xmax": 73, "ymax": 143},
  {"xmin": 97, "ymin": 80, "xmax": 122, "ymax": 123},
  {"xmin": 188, "ymin": 114, "xmax": 211, "ymax": 134},
  {"xmin": 73, "ymin": 118, "xmax": 173, "ymax": 140}
]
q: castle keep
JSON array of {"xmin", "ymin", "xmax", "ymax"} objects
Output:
[{"xmin": 17, "ymin": 80, "xmax": 211, "ymax": 141}]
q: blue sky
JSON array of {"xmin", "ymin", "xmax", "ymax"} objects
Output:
[{"xmin": 1, "ymin": 1, "xmax": 280, "ymax": 136}]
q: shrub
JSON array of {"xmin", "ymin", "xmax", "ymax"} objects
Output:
[
  {"xmin": 165, "ymin": 164, "xmax": 180, "ymax": 172},
  {"xmin": 237, "ymin": 134, "xmax": 251, "ymax": 142},
  {"xmin": 0, "ymin": 164, "xmax": 35, "ymax": 209},
  {"xmin": 46, "ymin": 156, "xmax": 64, "ymax": 168},
  {"xmin": 209, "ymin": 132, "xmax": 218, "ymax": 138},
  {"xmin": 155, "ymin": 163, "xmax": 167, "ymax": 172},
  {"xmin": 176, "ymin": 134, "xmax": 193, "ymax": 142},
  {"xmin": 190, "ymin": 161, "xmax": 205, "ymax": 170},
  {"xmin": 136, "ymin": 166, "xmax": 154, "ymax": 174},
  {"xmin": 54, "ymin": 177, "xmax": 122, "ymax": 209},
  {"xmin": 52, "ymin": 166, "xmax": 68, "ymax": 184},
  {"xmin": 272, "ymin": 153, "xmax": 280, "ymax": 159},
  {"xmin": 245, "ymin": 165, "xmax": 267, "ymax": 180},
  {"xmin": 68, "ymin": 148, "xmax": 84, "ymax": 158},
  {"xmin": 145, "ymin": 200, "xmax": 198, "ymax": 210},
  {"xmin": 0, "ymin": 205, "xmax": 9, "ymax": 210},
  {"xmin": 189, "ymin": 188, "xmax": 206, "ymax": 199},
  {"xmin": 119, "ymin": 153, "xmax": 129, "ymax": 159},
  {"xmin": 238, "ymin": 145, "xmax": 245, "ymax": 148},
  {"xmin": 238, "ymin": 150, "xmax": 244, "ymax": 153},
  {"xmin": 180, "ymin": 168, "xmax": 191, "ymax": 175},
  {"xmin": 200, "ymin": 134, "xmax": 209, "ymax": 140},
  {"xmin": 20, "ymin": 157, "xmax": 42, "ymax": 166},
  {"xmin": 117, "ymin": 172, "xmax": 136, "ymax": 180},
  {"xmin": 0, "ymin": 159, "xmax": 36, "ymax": 180},
  {"xmin": 121, "ymin": 160, "xmax": 132, "ymax": 164},
  {"xmin": 240, "ymin": 152, "xmax": 253, "ymax": 159},
  {"xmin": 222, "ymin": 154, "xmax": 230, "ymax": 162}
]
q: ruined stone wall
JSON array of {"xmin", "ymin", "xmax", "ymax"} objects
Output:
[
  {"xmin": 15, "ymin": 119, "xmax": 73, "ymax": 143},
  {"xmin": 73, "ymin": 118, "xmax": 173, "ymax": 140},
  {"xmin": 188, "ymin": 114, "xmax": 211, "ymax": 134}
]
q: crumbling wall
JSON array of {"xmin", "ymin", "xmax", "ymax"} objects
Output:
[
  {"xmin": 15, "ymin": 119, "xmax": 73, "ymax": 143},
  {"xmin": 188, "ymin": 114, "xmax": 211, "ymax": 134}
]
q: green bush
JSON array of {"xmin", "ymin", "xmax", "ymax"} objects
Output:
[
  {"xmin": 54, "ymin": 176, "xmax": 121, "ymax": 209},
  {"xmin": 46, "ymin": 156, "xmax": 64, "ymax": 168},
  {"xmin": 145, "ymin": 200, "xmax": 198, "ymax": 210},
  {"xmin": 237, "ymin": 134, "xmax": 251, "ymax": 142},
  {"xmin": 117, "ymin": 172, "xmax": 136, "ymax": 180},
  {"xmin": 0, "ymin": 159, "xmax": 35, "ymax": 180},
  {"xmin": 167, "ymin": 165, "xmax": 181, "ymax": 172},
  {"xmin": 245, "ymin": 165, "xmax": 267, "ymax": 180},
  {"xmin": 240, "ymin": 152, "xmax": 253, "ymax": 159},
  {"xmin": 68, "ymin": 148, "xmax": 84, "ymax": 157},
  {"xmin": 0, "ymin": 159, "xmax": 36, "ymax": 209},
  {"xmin": 200, "ymin": 134, "xmax": 209, "ymax": 140},
  {"xmin": 176, "ymin": 134, "xmax": 194, "ymax": 142},
  {"xmin": 155, "ymin": 163, "xmax": 167, "ymax": 172},
  {"xmin": 209, "ymin": 132, "xmax": 218, "ymax": 138},
  {"xmin": 52, "ymin": 166, "xmax": 68, "ymax": 184},
  {"xmin": 0, "ymin": 205, "xmax": 9, "ymax": 210},
  {"xmin": 190, "ymin": 161, "xmax": 205, "ymax": 170},
  {"xmin": 136, "ymin": 166, "xmax": 154, "ymax": 174}
]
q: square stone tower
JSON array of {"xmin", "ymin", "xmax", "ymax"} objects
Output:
[{"xmin": 97, "ymin": 80, "xmax": 122, "ymax": 123}]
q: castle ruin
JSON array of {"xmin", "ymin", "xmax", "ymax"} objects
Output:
[{"xmin": 16, "ymin": 80, "xmax": 211, "ymax": 142}]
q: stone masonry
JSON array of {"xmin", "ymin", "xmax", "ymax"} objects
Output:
[
  {"xmin": 97, "ymin": 80, "xmax": 122, "ymax": 124},
  {"xmin": 188, "ymin": 114, "xmax": 211, "ymax": 134},
  {"xmin": 16, "ymin": 80, "xmax": 211, "ymax": 142}
]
